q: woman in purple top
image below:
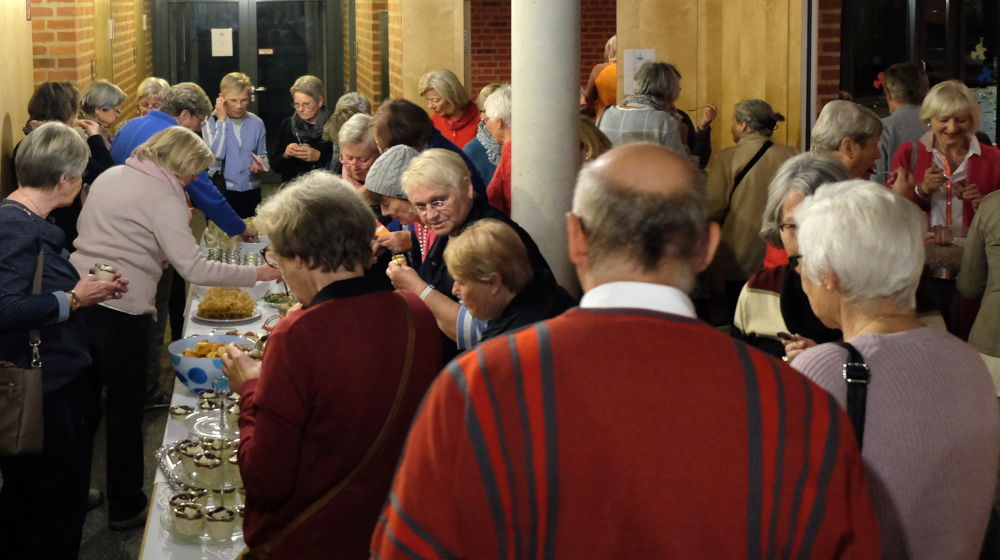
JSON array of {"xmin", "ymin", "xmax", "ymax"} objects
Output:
[{"xmin": 791, "ymin": 179, "xmax": 1000, "ymax": 559}]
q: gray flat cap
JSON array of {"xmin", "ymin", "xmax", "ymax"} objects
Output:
[{"xmin": 365, "ymin": 144, "xmax": 420, "ymax": 199}]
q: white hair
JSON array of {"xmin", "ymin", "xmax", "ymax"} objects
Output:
[
  {"xmin": 338, "ymin": 113, "xmax": 376, "ymax": 150},
  {"xmin": 810, "ymin": 100, "xmax": 882, "ymax": 152},
  {"xmin": 794, "ymin": 179, "xmax": 925, "ymax": 309},
  {"xmin": 484, "ymin": 83, "xmax": 512, "ymax": 127}
]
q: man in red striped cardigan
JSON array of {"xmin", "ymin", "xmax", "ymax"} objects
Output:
[{"xmin": 371, "ymin": 143, "xmax": 881, "ymax": 559}]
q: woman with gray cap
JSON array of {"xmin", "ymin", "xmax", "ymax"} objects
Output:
[{"xmin": 365, "ymin": 144, "xmax": 435, "ymax": 268}]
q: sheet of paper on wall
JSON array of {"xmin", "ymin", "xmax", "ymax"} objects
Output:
[
  {"xmin": 623, "ymin": 49, "xmax": 656, "ymax": 95},
  {"xmin": 211, "ymin": 28, "xmax": 234, "ymax": 57}
]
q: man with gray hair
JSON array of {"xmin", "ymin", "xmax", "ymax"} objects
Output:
[
  {"xmin": 371, "ymin": 143, "xmax": 881, "ymax": 559},
  {"xmin": 875, "ymin": 62, "xmax": 929, "ymax": 178}
]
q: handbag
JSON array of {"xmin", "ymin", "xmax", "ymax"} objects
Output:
[
  {"xmin": 835, "ymin": 341, "xmax": 870, "ymax": 449},
  {"xmin": 237, "ymin": 291, "xmax": 417, "ymax": 559},
  {"xmin": 0, "ymin": 248, "xmax": 46, "ymax": 456}
]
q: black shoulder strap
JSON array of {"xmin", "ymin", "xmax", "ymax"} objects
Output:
[
  {"xmin": 835, "ymin": 341, "xmax": 869, "ymax": 448},
  {"xmin": 731, "ymin": 140, "xmax": 773, "ymax": 202}
]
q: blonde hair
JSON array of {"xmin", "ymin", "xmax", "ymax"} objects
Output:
[
  {"xmin": 131, "ymin": 126, "xmax": 214, "ymax": 181},
  {"xmin": 475, "ymin": 82, "xmax": 503, "ymax": 111},
  {"xmin": 136, "ymin": 77, "xmax": 169, "ymax": 100},
  {"xmin": 920, "ymin": 79, "xmax": 981, "ymax": 131},
  {"xmin": 220, "ymin": 72, "xmax": 253, "ymax": 95},
  {"xmin": 445, "ymin": 219, "xmax": 532, "ymax": 293},
  {"xmin": 580, "ymin": 115, "xmax": 612, "ymax": 161},
  {"xmin": 401, "ymin": 148, "xmax": 470, "ymax": 198},
  {"xmin": 289, "ymin": 75, "xmax": 325, "ymax": 105},
  {"xmin": 418, "ymin": 69, "xmax": 471, "ymax": 110}
]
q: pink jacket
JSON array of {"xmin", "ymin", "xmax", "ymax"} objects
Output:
[{"xmin": 70, "ymin": 157, "xmax": 257, "ymax": 315}]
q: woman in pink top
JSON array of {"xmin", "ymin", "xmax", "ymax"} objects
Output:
[
  {"xmin": 70, "ymin": 127, "xmax": 281, "ymax": 528},
  {"xmin": 790, "ymin": 179, "xmax": 999, "ymax": 559}
]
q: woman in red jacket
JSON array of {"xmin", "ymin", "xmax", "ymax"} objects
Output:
[{"xmin": 418, "ymin": 68, "xmax": 479, "ymax": 148}]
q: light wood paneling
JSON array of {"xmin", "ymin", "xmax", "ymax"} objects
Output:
[
  {"xmin": 619, "ymin": 0, "xmax": 803, "ymax": 156},
  {"xmin": 0, "ymin": 3, "xmax": 35, "ymax": 195},
  {"xmin": 399, "ymin": 0, "xmax": 466, "ymax": 102}
]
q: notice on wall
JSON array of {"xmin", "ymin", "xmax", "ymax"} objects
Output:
[
  {"xmin": 211, "ymin": 28, "xmax": 234, "ymax": 57},
  {"xmin": 623, "ymin": 49, "xmax": 656, "ymax": 95}
]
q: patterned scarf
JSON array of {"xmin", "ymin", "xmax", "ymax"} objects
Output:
[
  {"xmin": 622, "ymin": 93, "xmax": 666, "ymax": 111},
  {"xmin": 476, "ymin": 121, "xmax": 502, "ymax": 165},
  {"xmin": 290, "ymin": 106, "xmax": 331, "ymax": 144}
]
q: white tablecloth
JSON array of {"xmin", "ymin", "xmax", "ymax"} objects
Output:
[{"xmin": 139, "ymin": 282, "xmax": 278, "ymax": 559}]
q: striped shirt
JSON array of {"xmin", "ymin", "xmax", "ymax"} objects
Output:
[{"xmin": 372, "ymin": 308, "xmax": 881, "ymax": 559}]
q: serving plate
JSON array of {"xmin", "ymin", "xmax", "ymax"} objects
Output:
[
  {"xmin": 192, "ymin": 309, "xmax": 263, "ymax": 324},
  {"xmin": 184, "ymin": 410, "xmax": 240, "ymax": 439},
  {"xmin": 156, "ymin": 441, "xmax": 243, "ymax": 492}
]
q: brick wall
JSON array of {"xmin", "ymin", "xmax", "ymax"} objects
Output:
[
  {"xmin": 468, "ymin": 0, "xmax": 615, "ymax": 100},
  {"xmin": 354, "ymin": 0, "xmax": 388, "ymax": 103},
  {"xmin": 816, "ymin": 0, "xmax": 842, "ymax": 111},
  {"xmin": 30, "ymin": 0, "xmax": 154, "ymax": 126}
]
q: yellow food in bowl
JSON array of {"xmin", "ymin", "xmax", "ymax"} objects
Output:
[{"xmin": 197, "ymin": 288, "xmax": 255, "ymax": 320}]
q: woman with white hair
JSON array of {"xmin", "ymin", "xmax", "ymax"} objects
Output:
[
  {"xmin": 323, "ymin": 91, "xmax": 372, "ymax": 171},
  {"xmin": 335, "ymin": 113, "xmax": 379, "ymax": 191},
  {"xmin": 135, "ymin": 77, "xmax": 169, "ymax": 116},
  {"xmin": 810, "ymin": 99, "xmax": 883, "ymax": 178},
  {"xmin": 731, "ymin": 152, "xmax": 850, "ymax": 357},
  {"xmin": 70, "ymin": 127, "xmax": 281, "ymax": 529},
  {"xmin": 598, "ymin": 61, "xmax": 687, "ymax": 157},
  {"xmin": 80, "ymin": 79, "xmax": 127, "ymax": 149},
  {"xmin": 790, "ymin": 179, "xmax": 999, "ymax": 559},
  {"xmin": 483, "ymin": 84, "xmax": 514, "ymax": 216},
  {"xmin": 419, "ymin": 68, "xmax": 479, "ymax": 148}
]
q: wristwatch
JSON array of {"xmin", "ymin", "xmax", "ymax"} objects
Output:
[{"xmin": 68, "ymin": 290, "xmax": 81, "ymax": 312}]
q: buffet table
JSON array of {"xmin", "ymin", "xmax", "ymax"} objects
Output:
[{"xmin": 139, "ymin": 281, "xmax": 279, "ymax": 559}]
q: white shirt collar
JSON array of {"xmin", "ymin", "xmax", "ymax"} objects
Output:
[
  {"xmin": 579, "ymin": 281, "xmax": 696, "ymax": 318},
  {"xmin": 918, "ymin": 130, "xmax": 982, "ymax": 157}
]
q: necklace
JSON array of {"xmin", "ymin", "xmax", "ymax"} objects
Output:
[
  {"xmin": 415, "ymin": 222, "xmax": 431, "ymax": 259},
  {"xmin": 15, "ymin": 190, "xmax": 46, "ymax": 217}
]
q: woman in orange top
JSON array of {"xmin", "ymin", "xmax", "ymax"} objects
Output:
[{"xmin": 582, "ymin": 35, "xmax": 617, "ymax": 119}]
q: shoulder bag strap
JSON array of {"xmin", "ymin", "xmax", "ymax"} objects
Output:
[
  {"xmin": 835, "ymin": 341, "xmax": 869, "ymax": 449},
  {"xmin": 254, "ymin": 291, "xmax": 416, "ymax": 556},
  {"xmin": 731, "ymin": 140, "xmax": 773, "ymax": 203},
  {"xmin": 4, "ymin": 201, "xmax": 46, "ymax": 367}
]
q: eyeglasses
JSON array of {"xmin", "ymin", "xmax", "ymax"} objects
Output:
[
  {"xmin": 339, "ymin": 154, "xmax": 378, "ymax": 167},
  {"xmin": 413, "ymin": 199, "xmax": 449, "ymax": 215},
  {"xmin": 291, "ymin": 102, "xmax": 316, "ymax": 110},
  {"xmin": 788, "ymin": 254, "xmax": 802, "ymax": 268},
  {"xmin": 260, "ymin": 246, "xmax": 278, "ymax": 268},
  {"xmin": 778, "ymin": 223, "xmax": 797, "ymax": 233}
]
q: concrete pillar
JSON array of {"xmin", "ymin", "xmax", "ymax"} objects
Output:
[{"xmin": 511, "ymin": 0, "xmax": 580, "ymax": 292}]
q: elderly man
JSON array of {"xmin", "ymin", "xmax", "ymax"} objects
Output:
[
  {"xmin": 387, "ymin": 148, "xmax": 572, "ymax": 350},
  {"xmin": 874, "ymin": 62, "xmax": 929, "ymax": 179},
  {"xmin": 371, "ymin": 143, "xmax": 881, "ymax": 558},
  {"xmin": 810, "ymin": 100, "xmax": 883, "ymax": 179}
]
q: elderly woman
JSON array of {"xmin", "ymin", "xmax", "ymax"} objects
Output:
[
  {"xmin": 270, "ymin": 75, "xmax": 333, "ymax": 182},
  {"xmin": 462, "ymin": 82, "xmax": 503, "ymax": 183},
  {"xmin": 810, "ymin": 99, "xmax": 883, "ymax": 179},
  {"xmin": 890, "ymin": 80, "xmax": 1000, "ymax": 228},
  {"xmin": 958, "ymin": 190, "xmax": 1000, "ymax": 392},
  {"xmin": 135, "ymin": 76, "xmax": 169, "ymax": 116},
  {"xmin": 80, "ymin": 79, "xmax": 127, "ymax": 149},
  {"xmin": 791, "ymin": 179, "xmax": 999, "ymax": 559},
  {"xmin": 0, "ymin": 123, "xmax": 126, "ymax": 558},
  {"xmin": 386, "ymin": 149, "xmax": 569, "ymax": 353},
  {"xmin": 484, "ymin": 84, "xmax": 514, "ymax": 216},
  {"xmin": 598, "ymin": 62, "xmax": 716, "ymax": 167},
  {"xmin": 580, "ymin": 114, "xmax": 613, "ymax": 163},
  {"xmin": 324, "ymin": 91, "xmax": 372, "ymax": 172},
  {"xmin": 203, "ymin": 72, "xmax": 268, "ymax": 218},
  {"xmin": 371, "ymin": 98, "xmax": 487, "ymax": 198},
  {"xmin": 707, "ymin": 99, "xmax": 797, "ymax": 314},
  {"xmin": 582, "ymin": 34, "xmax": 618, "ymax": 119},
  {"xmin": 17, "ymin": 82, "xmax": 115, "ymax": 250},
  {"xmin": 219, "ymin": 171, "xmax": 442, "ymax": 557},
  {"xmin": 70, "ymin": 127, "xmax": 280, "ymax": 529},
  {"xmin": 445, "ymin": 218, "xmax": 573, "ymax": 341},
  {"xmin": 731, "ymin": 152, "xmax": 850, "ymax": 357},
  {"xmin": 336, "ymin": 113, "xmax": 379, "ymax": 192},
  {"xmin": 364, "ymin": 145, "xmax": 434, "ymax": 263},
  {"xmin": 419, "ymin": 68, "xmax": 479, "ymax": 148}
]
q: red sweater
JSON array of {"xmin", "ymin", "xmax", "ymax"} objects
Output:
[
  {"xmin": 430, "ymin": 101, "xmax": 479, "ymax": 148},
  {"xmin": 372, "ymin": 308, "xmax": 881, "ymax": 559},
  {"xmin": 486, "ymin": 141, "xmax": 512, "ymax": 217},
  {"xmin": 891, "ymin": 139, "xmax": 1000, "ymax": 227},
  {"xmin": 237, "ymin": 279, "xmax": 441, "ymax": 558}
]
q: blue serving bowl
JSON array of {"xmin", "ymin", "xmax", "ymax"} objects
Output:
[{"xmin": 167, "ymin": 335, "xmax": 253, "ymax": 394}]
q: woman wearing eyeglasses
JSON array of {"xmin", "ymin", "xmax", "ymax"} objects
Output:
[
  {"xmin": 80, "ymin": 79, "xmax": 127, "ymax": 150},
  {"xmin": 270, "ymin": 75, "xmax": 333, "ymax": 183}
]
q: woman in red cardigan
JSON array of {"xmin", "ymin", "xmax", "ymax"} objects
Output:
[
  {"xmin": 890, "ymin": 80, "xmax": 1000, "ymax": 228},
  {"xmin": 221, "ymin": 171, "xmax": 442, "ymax": 558},
  {"xmin": 418, "ymin": 68, "xmax": 480, "ymax": 148}
]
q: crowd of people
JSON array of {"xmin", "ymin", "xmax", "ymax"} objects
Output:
[{"xmin": 2, "ymin": 41, "xmax": 1000, "ymax": 560}]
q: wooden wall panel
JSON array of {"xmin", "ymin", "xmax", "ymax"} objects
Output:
[
  {"xmin": 0, "ymin": 3, "xmax": 35, "ymax": 196},
  {"xmin": 619, "ymin": 0, "xmax": 803, "ymax": 156}
]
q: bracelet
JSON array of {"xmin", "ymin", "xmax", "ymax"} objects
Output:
[
  {"xmin": 419, "ymin": 285, "xmax": 434, "ymax": 301},
  {"xmin": 914, "ymin": 184, "xmax": 928, "ymax": 201},
  {"xmin": 68, "ymin": 290, "xmax": 81, "ymax": 312}
]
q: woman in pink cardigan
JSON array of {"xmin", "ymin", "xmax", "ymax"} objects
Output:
[{"xmin": 70, "ymin": 126, "xmax": 280, "ymax": 529}]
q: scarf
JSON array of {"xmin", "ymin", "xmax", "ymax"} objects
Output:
[
  {"xmin": 476, "ymin": 121, "xmax": 502, "ymax": 165},
  {"xmin": 780, "ymin": 267, "xmax": 842, "ymax": 344},
  {"xmin": 622, "ymin": 93, "xmax": 666, "ymax": 111},
  {"xmin": 443, "ymin": 102, "xmax": 479, "ymax": 132},
  {"xmin": 290, "ymin": 106, "xmax": 331, "ymax": 144}
]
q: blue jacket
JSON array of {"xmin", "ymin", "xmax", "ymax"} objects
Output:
[
  {"xmin": 110, "ymin": 111, "xmax": 246, "ymax": 236},
  {"xmin": 462, "ymin": 136, "xmax": 498, "ymax": 185},
  {"xmin": 425, "ymin": 130, "xmax": 487, "ymax": 200},
  {"xmin": 203, "ymin": 112, "xmax": 268, "ymax": 192}
]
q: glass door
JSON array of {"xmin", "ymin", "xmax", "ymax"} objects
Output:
[{"xmin": 165, "ymin": 1, "xmax": 241, "ymax": 91}]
